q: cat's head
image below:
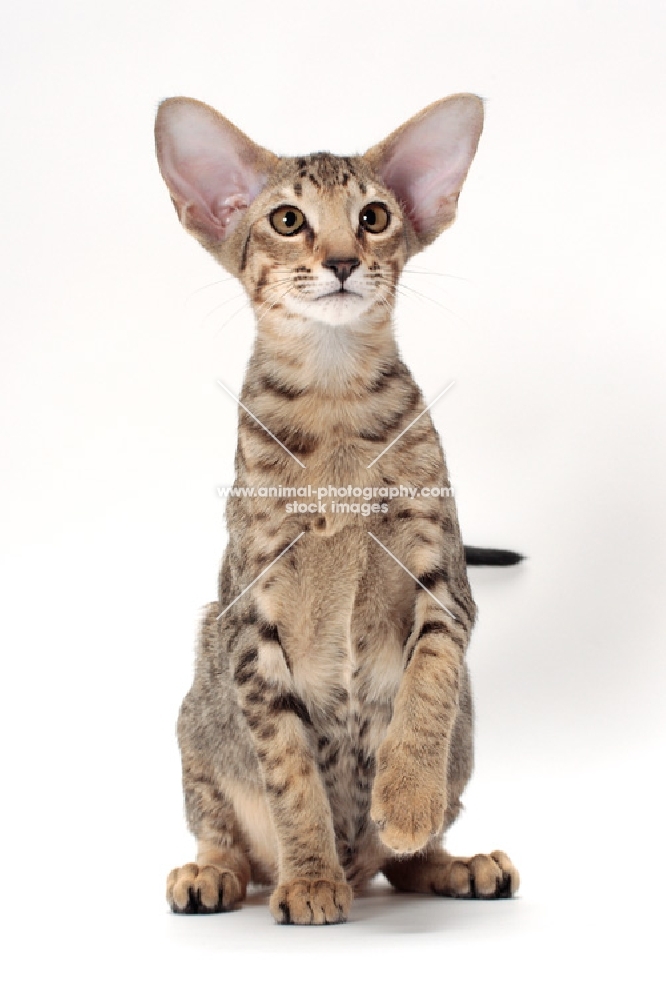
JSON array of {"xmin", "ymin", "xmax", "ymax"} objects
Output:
[{"xmin": 155, "ymin": 95, "xmax": 483, "ymax": 330}]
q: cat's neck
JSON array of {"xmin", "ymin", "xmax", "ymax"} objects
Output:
[{"xmin": 250, "ymin": 310, "xmax": 399, "ymax": 396}]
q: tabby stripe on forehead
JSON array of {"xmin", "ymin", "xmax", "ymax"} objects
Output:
[{"xmin": 341, "ymin": 156, "xmax": 358, "ymax": 178}]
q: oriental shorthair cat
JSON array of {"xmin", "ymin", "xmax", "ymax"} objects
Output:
[{"xmin": 155, "ymin": 94, "xmax": 520, "ymax": 924}]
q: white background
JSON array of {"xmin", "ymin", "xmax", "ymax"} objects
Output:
[{"xmin": 2, "ymin": 1, "xmax": 665, "ymax": 997}]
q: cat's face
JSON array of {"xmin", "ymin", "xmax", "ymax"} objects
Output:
[
  {"xmin": 155, "ymin": 96, "xmax": 483, "ymax": 331},
  {"xmin": 236, "ymin": 153, "xmax": 407, "ymax": 328}
]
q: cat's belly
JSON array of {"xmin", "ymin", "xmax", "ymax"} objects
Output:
[
  {"xmin": 237, "ymin": 525, "xmax": 416, "ymax": 886},
  {"xmin": 315, "ymin": 692, "xmax": 395, "ymax": 887},
  {"xmin": 223, "ymin": 639, "xmax": 404, "ymax": 888},
  {"xmin": 301, "ymin": 635, "xmax": 405, "ymax": 886},
  {"xmin": 223, "ymin": 734, "xmax": 391, "ymax": 889}
]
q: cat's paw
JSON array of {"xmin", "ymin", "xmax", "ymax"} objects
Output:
[
  {"xmin": 269, "ymin": 877, "xmax": 352, "ymax": 925},
  {"xmin": 370, "ymin": 745, "xmax": 445, "ymax": 854},
  {"xmin": 167, "ymin": 862, "xmax": 244, "ymax": 914},
  {"xmin": 437, "ymin": 850, "xmax": 520, "ymax": 899}
]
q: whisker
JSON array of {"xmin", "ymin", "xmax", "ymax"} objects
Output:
[
  {"xmin": 377, "ymin": 291, "xmax": 394, "ymax": 316},
  {"xmin": 397, "ymin": 280, "xmax": 465, "ymax": 323},
  {"xmin": 213, "ymin": 299, "xmax": 254, "ymax": 336},
  {"xmin": 400, "ymin": 270, "xmax": 472, "ymax": 300},
  {"xmin": 265, "ymin": 276, "xmax": 298, "ymax": 289},
  {"xmin": 185, "ymin": 275, "xmax": 240, "ymax": 304},
  {"xmin": 402, "ymin": 267, "xmax": 469, "ymax": 282},
  {"xmin": 380, "ymin": 280, "xmax": 439, "ymax": 318},
  {"xmin": 211, "ymin": 283, "xmax": 293, "ymax": 338},
  {"xmin": 200, "ymin": 287, "xmax": 249, "ymax": 325},
  {"xmin": 205, "ymin": 275, "xmax": 296, "ymax": 337},
  {"xmin": 254, "ymin": 284, "xmax": 294, "ymax": 324},
  {"xmin": 206, "ymin": 274, "xmax": 293, "ymax": 319}
]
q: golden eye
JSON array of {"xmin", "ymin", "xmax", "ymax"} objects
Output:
[
  {"xmin": 359, "ymin": 202, "xmax": 390, "ymax": 234},
  {"xmin": 270, "ymin": 205, "xmax": 306, "ymax": 236}
]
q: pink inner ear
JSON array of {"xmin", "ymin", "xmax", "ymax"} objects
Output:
[
  {"xmin": 374, "ymin": 98, "xmax": 483, "ymax": 236},
  {"xmin": 156, "ymin": 100, "xmax": 269, "ymax": 241}
]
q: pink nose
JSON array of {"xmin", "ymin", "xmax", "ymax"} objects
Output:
[{"xmin": 322, "ymin": 258, "xmax": 361, "ymax": 284}]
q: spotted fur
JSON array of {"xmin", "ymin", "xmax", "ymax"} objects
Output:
[{"xmin": 155, "ymin": 95, "xmax": 519, "ymax": 924}]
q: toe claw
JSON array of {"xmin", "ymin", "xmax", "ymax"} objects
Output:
[{"xmin": 498, "ymin": 872, "xmax": 512, "ymax": 898}]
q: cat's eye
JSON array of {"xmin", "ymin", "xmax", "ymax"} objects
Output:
[
  {"xmin": 270, "ymin": 205, "xmax": 306, "ymax": 236},
  {"xmin": 359, "ymin": 202, "xmax": 390, "ymax": 234}
]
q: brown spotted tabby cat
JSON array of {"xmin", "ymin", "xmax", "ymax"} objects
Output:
[{"xmin": 155, "ymin": 94, "xmax": 520, "ymax": 924}]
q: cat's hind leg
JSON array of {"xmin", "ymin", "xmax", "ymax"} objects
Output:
[
  {"xmin": 167, "ymin": 603, "xmax": 256, "ymax": 914},
  {"xmin": 167, "ymin": 739, "xmax": 258, "ymax": 915},
  {"xmin": 167, "ymin": 841, "xmax": 251, "ymax": 914},
  {"xmin": 382, "ymin": 846, "xmax": 519, "ymax": 899},
  {"xmin": 167, "ymin": 691, "xmax": 259, "ymax": 913},
  {"xmin": 166, "ymin": 761, "xmax": 253, "ymax": 914}
]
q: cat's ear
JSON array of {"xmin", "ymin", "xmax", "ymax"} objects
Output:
[
  {"xmin": 155, "ymin": 98, "xmax": 278, "ymax": 243},
  {"xmin": 364, "ymin": 94, "xmax": 483, "ymax": 246}
]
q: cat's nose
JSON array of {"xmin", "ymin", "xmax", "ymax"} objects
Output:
[{"xmin": 323, "ymin": 257, "xmax": 361, "ymax": 284}]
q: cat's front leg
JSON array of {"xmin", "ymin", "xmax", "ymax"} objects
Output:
[
  {"xmin": 371, "ymin": 588, "xmax": 471, "ymax": 855},
  {"xmin": 229, "ymin": 607, "xmax": 352, "ymax": 924}
]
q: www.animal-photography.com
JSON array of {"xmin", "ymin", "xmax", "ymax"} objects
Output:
[{"xmin": 1, "ymin": 2, "xmax": 664, "ymax": 998}]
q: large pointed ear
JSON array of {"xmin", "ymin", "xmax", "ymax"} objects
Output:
[
  {"xmin": 364, "ymin": 94, "xmax": 483, "ymax": 246},
  {"xmin": 154, "ymin": 98, "xmax": 278, "ymax": 243}
]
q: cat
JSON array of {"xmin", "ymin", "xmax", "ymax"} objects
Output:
[{"xmin": 155, "ymin": 94, "xmax": 520, "ymax": 925}]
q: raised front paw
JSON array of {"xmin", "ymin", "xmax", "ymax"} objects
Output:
[
  {"xmin": 167, "ymin": 862, "xmax": 244, "ymax": 914},
  {"xmin": 269, "ymin": 877, "xmax": 353, "ymax": 925},
  {"xmin": 370, "ymin": 745, "xmax": 445, "ymax": 855}
]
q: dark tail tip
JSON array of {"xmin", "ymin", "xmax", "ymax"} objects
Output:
[{"xmin": 464, "ymin": 545, "xmax": 525, "ymax": 567}]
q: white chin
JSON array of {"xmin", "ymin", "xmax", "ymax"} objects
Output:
[{"xmin": 291, "ymin": 294, "xmax": 372, "ymax": 327}]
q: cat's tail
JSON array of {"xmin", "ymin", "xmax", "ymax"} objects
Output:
[{"xmin": 464, "ymin": 546, "xmax": 525, "ymax": 566}]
